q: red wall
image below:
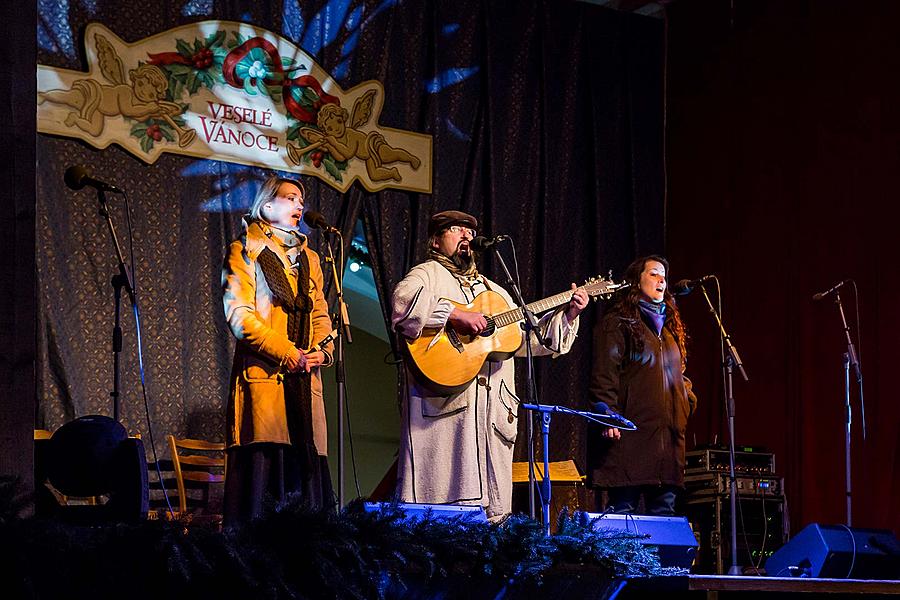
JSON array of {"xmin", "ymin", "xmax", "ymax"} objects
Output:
[{"xmin": 666, "ymin": 0, "xmax": 900, "ymax": 533}]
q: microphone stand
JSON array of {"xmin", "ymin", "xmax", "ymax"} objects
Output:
[
  {"xmin": 96, "ymin": 189, "xmax": 135, "ymax": 422},
  {"xmin": 832, "ymin": 289, "xmax": 862, "ymax": 527},
  {"xmin": 698, "ymin": 281, "xmax": 748, "ymax": 575},
  {"xmin": 323, "ymin": 232, "xmax": 350, "ymax": 507},
  {"xmin": 484, "ymin": 241, "xmax": 547, "ymax": 520},
  {"xmin": 521, "ymin": 403, "xmax": 636, "ymax": 535}
]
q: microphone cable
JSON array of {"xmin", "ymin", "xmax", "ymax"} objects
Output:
[
  {"xmin": 850, "ymin": 280, "xmax": 866, "ymax": 440},
  {"xmin": 122, "ymin": 191, "xmax": 175, "ymax": 518}
]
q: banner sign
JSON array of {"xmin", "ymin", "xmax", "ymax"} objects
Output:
[{"xmin": 37, "ymin": 21, "xmax": 432, "ymax": 194}]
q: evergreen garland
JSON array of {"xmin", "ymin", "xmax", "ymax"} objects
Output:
[{"xmin": 0, "ymin": 479, "xmax": 682, "ymax": 599}]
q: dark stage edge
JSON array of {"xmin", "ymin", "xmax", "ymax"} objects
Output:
[{"xmin": 618, "ymin": 575, "xmax": 900, "ymax": 598}]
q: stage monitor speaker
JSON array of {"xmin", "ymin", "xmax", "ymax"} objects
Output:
[
  {"xmin": 765, "ymin": 523, "xmax": 900, "ymax": 579},
  {"xmin": 364, "ymin": 502, "xmax": 488, "ymax": 523},
  {"xmin": 578, "ymin": 512, "xmax": 698, "ymax": 568}
]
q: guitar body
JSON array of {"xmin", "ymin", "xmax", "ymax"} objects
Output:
[
  {"xmin": 402, "ymin": 274, "xmax": 623, "ymax": 394},
  {"xmin": 405, "ymin": 290, "xmax": 523, "ymax": 394}
]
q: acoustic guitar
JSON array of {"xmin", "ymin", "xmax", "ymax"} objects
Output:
[{"xmin": 405, "ymin": 276, "xmax": 625, "ymax": 394}]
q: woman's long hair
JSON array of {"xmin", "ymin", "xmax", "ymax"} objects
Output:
[{"xmin": 612, "ymin": 255, "xmax": 688, "ymax": 363}]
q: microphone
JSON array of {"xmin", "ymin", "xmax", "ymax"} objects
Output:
[
  {"xmin": 469, "ymin": 235, "xmax": 509, "ymax": 252},
  {"xmin": 303, "ymin": 210, "xmax": 339, "ymax": 234},
  {"xmin": 670, "ymin": 275, "xmax": 715, "ymax": 296},
  {"xmin": 593, "ymin": 402, "xmax": 636, "ymax": 429},
  {"xmin": 812, "ymin": 279, "xmax": 850, "ymax": 301},
  {"xmin": 64, "ymin": 165, "xmax": 124, "ymax": 194}
]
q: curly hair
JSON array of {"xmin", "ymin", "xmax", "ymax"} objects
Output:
[
  {"xmin": 317, "ymin": 103, "xmax": 348, "ymax": 129},
  {"xmin": 128, "ymin": 64, "xmax": 168, "ymax": 98},
  {"xmin": 612, "ymin": 255, "xmax": 688, "ymax": 363}
]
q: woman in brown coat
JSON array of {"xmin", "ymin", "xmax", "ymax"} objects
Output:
[
  {"xmin": 588, "ymin": 255, "xmax": 696, "ymax": 515},
  {"xmin": 222, "ymin": 175, "xmax": 334, "ymax": 525}
]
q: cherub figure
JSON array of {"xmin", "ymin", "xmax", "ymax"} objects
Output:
[
  {"xmin": 299, "ymin": 90, "xmax": 421, "ymax": 182},
  {"xmin": 38, "ymin": 33, "xmax": 190, "ymax": 144}
]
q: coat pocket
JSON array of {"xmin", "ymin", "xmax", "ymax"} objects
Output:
[
  {"xmin": 242, "ymin": 356, "xmax": 281, "ymax": 383},
  {"xmin": 421, "ymin": 393, "xmax": 468, "ymax": 418},
  {"xmin": 492, "ymin": 380, "xmax": 520, "ymax": 444}
]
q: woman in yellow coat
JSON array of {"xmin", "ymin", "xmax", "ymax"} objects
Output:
[{"xmin": 222, "ymin": 175, "xmax": 334, "ymax": 525}]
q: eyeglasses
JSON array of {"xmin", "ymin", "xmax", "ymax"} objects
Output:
[{"xmin": 446, "ymin": 225, "xmax": 476, "ymax": 237}]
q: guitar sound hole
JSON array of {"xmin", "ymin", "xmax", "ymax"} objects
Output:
[{"xmin": 480, "ymin": 317, "xmax": 496, "ymax": 337}]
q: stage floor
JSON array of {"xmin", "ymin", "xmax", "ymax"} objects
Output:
[{"xmin": 620, "ymin": 574, "xmax": 900, "ymax": 598}]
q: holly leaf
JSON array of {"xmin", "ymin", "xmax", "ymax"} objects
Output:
[
  {"xmin": 286, "ymin": 123, "xmax": 302, "ymax": 141},
  {"xmin": 130, "ymin": 123, "xmax": 148, "ymax": 136},
  {"xmin": 292, "ymin": 87, "xmax": 320, "ymax": 111},
  {"xmin": 172, "ymin": 78, "xmax": 185, "ymax": 100},
  {"xmin": 197, "ymin": 71, "xmax": 214, "ymax": 89},
  {"xmin": 166, "ymin": 78, "xmax": 179, "ymax": 102},
  {"xmin": 186, "ymin": 72, "xmax": 202, "ymax": 94},
  {"xmin": 205, "ymin": 30, "xmax": 226, "ymax": 48},
  {"xmin": 160, "ymin": 127, "xmax": 175, "ymax": 142},
  {"xmin": 193, "ymin": 38, "xmax": 203, "ymax": 53},
  {"xmin": 323, "ymin": 156, "xmax": 343, "ymax": 182},
  {"xmin": 166, "ymin": 64, "xmax": 192, "ymax": 76},
  {"xmin": 140, "ymin": 135, "xmax": 153, "ymax": 153},
  {"xmin": 175, "ymin": 38, "xmax": 193, "ymax": 58}
]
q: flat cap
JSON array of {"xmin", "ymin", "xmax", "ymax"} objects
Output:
[{"xmin": 428, "ymin": 210, "xmax": 478, "ymax": 237}]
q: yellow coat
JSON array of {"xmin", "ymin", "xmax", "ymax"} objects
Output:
[{"xmin": 223, "ymin": 219, "xmax": 333, "ymax": 455}]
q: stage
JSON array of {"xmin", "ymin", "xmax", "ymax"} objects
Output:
[{"xmin": 618, "ymin": 575, "xmax": 900, "ymax": 599}]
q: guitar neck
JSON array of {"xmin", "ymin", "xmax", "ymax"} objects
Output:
[{"xmin": 492, "ymin": 290, "xmax": 574, "ymax": 329}]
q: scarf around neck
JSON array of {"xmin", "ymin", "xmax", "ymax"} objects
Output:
[
  {"xmin": 638, "ymin": 299, "xmax": 666, "ymax": 336},
  {"xmin": 428, "ymin": 247, "xmax": 479, "ymax": 279}
]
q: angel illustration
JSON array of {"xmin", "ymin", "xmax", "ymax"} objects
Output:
[
  {"xmin": 38, "ymin": 33, "xmax": 196, "ymax": 147},
  {"xmin": 290, "ymin": 89, "xmax": 421, "ymax": 182}
]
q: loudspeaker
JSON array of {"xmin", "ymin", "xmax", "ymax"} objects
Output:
[
  {"xmin": 364, "ymin": 502, "xmax": 487, "ymax": 522},
  {"xmin": 578, "ymin": 512, "xmax": 699, "ymax": 568},
  {"xmin": 765, "ymin": 523, "xmax": 900, "ymax": 579},
  {"xmin": 38, "ymin": 416, "xmax": 149, "ymax": 523}
]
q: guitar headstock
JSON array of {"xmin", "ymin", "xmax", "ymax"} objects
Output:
[{"xmin": 581, "ymin": 275, "xmax": 628, "ymax": 300}]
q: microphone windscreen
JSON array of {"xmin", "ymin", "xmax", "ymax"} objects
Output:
[
  {"xmin": 670, "ymin": 279, "xmax": 693, "ymax": 296},
  {"xmin": 469, "ymin": 236, "xmax": 490, "ymax": 252},
  {"xmin": 64, "ymin": 165, "xmax": 88, "ymax": 191},
  {"xmin": 302, "ymin": 210, "xmax": 327, "ymax": 229},
  {"xmin": 593, "ymin": 401, "xmax": 612, "ymax": 414}
]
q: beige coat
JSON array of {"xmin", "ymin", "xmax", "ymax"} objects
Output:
[
  {"xmin": 223, "ymin": 219, "xmax": 333, "ymax": 455},
  {"xmin": 391, "ymin": 260, "xmax": 579, "ymax": 518}
]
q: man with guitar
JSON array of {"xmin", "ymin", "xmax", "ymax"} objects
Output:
[{"xmin": 391, "ymin": 210, "xmax": 589, "ymax": 519}]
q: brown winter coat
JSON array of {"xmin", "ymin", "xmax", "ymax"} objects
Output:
[
  {"xmin": 223, "ymin": 219, "xmax": 333, "ymax": 454},
  {"xmin": 588, "ymin": 310, "xmax": 697, "ymax": 488}
]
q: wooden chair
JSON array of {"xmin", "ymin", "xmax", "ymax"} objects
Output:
[{"xmin": 164, "ymin": 434, "xmax": 225, "ymax": 524}]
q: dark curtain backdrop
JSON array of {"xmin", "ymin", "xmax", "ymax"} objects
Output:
[
  {"xmin": 666, "ymin": 0, "xmax": 900, "ymax": 534},
  {"xmin": 35, "ymin": 0, "xmax": 665, "ymax": 505},
  {"xmin": 356, "ymin": 4, "xmax": 665, "ymax": 479},
  {"xmin": 0, "ymin": 1, "xmax": 36, "ymax": 491}
]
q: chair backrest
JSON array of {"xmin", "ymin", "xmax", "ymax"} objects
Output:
[{"xmin": 166, "ymin": 434, "xmax": 226, "ymax": 518}]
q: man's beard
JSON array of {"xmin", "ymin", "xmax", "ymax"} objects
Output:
[{"xmin": 451, "ymin": 247, "xmax": 477, "ymax": 271}]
